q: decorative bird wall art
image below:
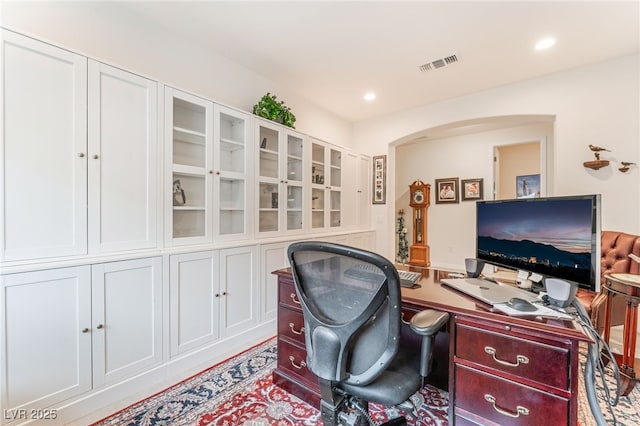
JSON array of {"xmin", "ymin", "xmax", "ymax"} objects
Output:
[
  {"xmin": 619, "ymin": 162, "xmax": 636, "ymax": 173},
  {"xmin": 583, "ymin": 145, "xmax": 611, "ymax": 170},
  {"xmin": 588, "ymin": 144, "xmax": 610, "ymax": 160}
]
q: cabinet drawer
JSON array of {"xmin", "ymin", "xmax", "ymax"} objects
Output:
[
  {"xmin": 454, "ymin": 364, "xmax": 569, "ymax": 425},
  {"xmin": 279, "ymin": 279, "xmax": 303, "ymax": 310},
  {"xmin": 277, "ymin": 339, "xmax": 318, "ymax": 385},
  {"xmin": 278, "ymin": 305, "xmax": 306, "ymax": 345},
  {"xmin": 455, "ymin": 323, "xmax": 569, "ymax": 390}
]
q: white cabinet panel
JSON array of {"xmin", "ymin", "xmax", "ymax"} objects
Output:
[
  {"xmin": 1, "ymin": 267, "xmax": 91, "ymax": 412},
  {"xmin": 1, "ymin": 30, "xmax": 87, "ymax": 261},
  {"xmin": 169, "ymin": 246, "xmax": 257, "ymax": 356},
  {"xmin": 169, "ymin": 251, "xmax": 219, "ymax": 356},
  {"xmin": 91, "ymin": 257, "xmax": 163, "ymax": 387},
  {"xmin": 260, "ymin": 242, "xmax": 290, "ymax": 321},
  {"xmin": 220, "ymin": 246, "xmax": 257, "ymax": 337},
  {"xmin": 88, "ymin": 61, "xmax": 158, "ymax": 253},
  {"xmin": 1, "ymin": 258, "xmax": 163, "ymax": 417},
  {"xmin": 357, "ymin": 155, "xmax": 371, "ymax": 228}
]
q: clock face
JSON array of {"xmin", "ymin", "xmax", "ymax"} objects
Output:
[{"xmin": 413, "ymin": 189, "xmax": 424, "ymax": 204}]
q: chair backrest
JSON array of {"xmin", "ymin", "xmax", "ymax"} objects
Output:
[
  {"xmin": 601, "ymin": 230, "xmax": 640, "ymax": 280},
  {"xmin": 287, "ymin": 241, "xmax": 402, "ymax": 386}
]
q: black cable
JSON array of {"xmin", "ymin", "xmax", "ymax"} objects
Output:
[{"xmin": 571, "ymin": 298, "xmax": 621, "ymax": 425}]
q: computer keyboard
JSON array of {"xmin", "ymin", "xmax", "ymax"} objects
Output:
[
  {"xmin": 398, "ymin": 270, "xmax": 422, "ymax": 286},
  {"xmin": 344, "ymin": 264, "xmax": 421, "ymax": 287}
]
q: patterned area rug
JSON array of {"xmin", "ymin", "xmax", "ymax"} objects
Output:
[{"xmin": 93, "ymin": 338, "xmax": 639, "ymax": 425}]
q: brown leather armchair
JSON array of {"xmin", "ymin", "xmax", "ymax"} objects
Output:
[{"xmin": 578, "ymin": 230, "xmax": 640, "ymax": 333}]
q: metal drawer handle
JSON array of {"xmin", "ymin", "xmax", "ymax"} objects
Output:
[
  {"xmin": 400, "ymin": 312, "xmax": 411, "ymax": 325},
  {"xmin": 289, "ymin": 356, "xmax": 306, "ymax": 370},
  {"xmin": 290, "ymin": 293, "xmax": 300, "ymax": 304},
  {"xmin": 289, "ymin": 322, "xmax": 305, "ymax": 335},
  {"xmin": 484, "ymin": 346, "xmax": 529, "ymax": 367},
  {"xmin": 484, "ymin": 394, "xmax": 529, "ymax": 418}
]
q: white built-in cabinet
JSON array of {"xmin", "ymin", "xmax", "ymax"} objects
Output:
[
  {"xmin": 342, "ymin": 152, "xmax": 371, "ymax": 229},
  {"xmin": 256, "ymin": 119, "xmax": 306, "ymax": 235},
  {"xmin": 169, "ymin": 246, "xmax": 257, "ymax": 356},
  {"xmin": 0, "ymin": 30, "xmax": 159, "ymax": 262},
  {"xmin": 88, "ymin": 61, "xmax": 158, "ymax": 253},
  {"xmin": 1, "ymin": 30, "xmax": 88, "ymax": 261},
  {"xmin": 0, "ymin": 257, "xmax": 162, "ymax": 416},
  {"xmin": 165, "ymin": 88, "xmax": 251, "ymax": 245},
  {"xmin": 259, "ymin": 242, "xmax": 292, "ymax": 321},
  {"xmin": 0, "ymin": 28, "xmax": 372, "ymax": 425},
  {"xmin": 310, "ymin": 138, "xmax": 342, "ymax": 230}
]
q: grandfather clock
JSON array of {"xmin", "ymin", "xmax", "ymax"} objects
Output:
[{"xmin": 408, "ymin": 180, "xmax": 430, "ymax": 268}]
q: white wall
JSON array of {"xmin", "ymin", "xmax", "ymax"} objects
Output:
[
  {"xmin": 0, "ymin": 2, "xmax": 354, "ymax": 148},
  {"xmin": 355, "ymin": 55, "xmax": 640, "ymax": 264},
  {"xmin": 395, "ymin": 123, "xmax": 552, "ymax": 270}
]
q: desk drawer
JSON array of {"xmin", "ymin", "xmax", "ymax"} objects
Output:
[
  {"xmin": 278, "ymin": 305, "xmax": 306, "ymax": 345},
  {"xmin": 454, "ymin": 364, "xmax": 569, "ymax": 425},
  {"xmin": 455, "ymin": 323, "xmax": 569, "ymax": 390},
  {"xmin": 279, "ymin": 279, "xmax": 302, "ymax": 311},
  {"xmin": 277, "ymin": 339, "xmax": 318, "ymax": 385}
]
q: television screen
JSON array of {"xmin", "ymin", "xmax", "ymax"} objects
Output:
[{"xmin": 476, "ymin": 195, "xmax": 601, "ymax": 292}]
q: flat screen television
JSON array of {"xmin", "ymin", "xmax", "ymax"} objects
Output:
[{"xmin": 476, "ymin": 194, "xmax": 601, "ymax": 292}]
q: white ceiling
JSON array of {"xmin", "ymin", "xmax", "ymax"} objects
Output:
[{"xmin": 32, "ymin": 1, "xmax": 640, "ymax": 123}]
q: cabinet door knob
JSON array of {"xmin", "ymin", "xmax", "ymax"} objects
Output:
[
  {"xmin": 209, "ymin": 170, "xmax": 214, "ymax": 174},
  {"xmin": 96, "ymin": 324, "xmax": 104, "ymax": 329},
  {"xmin": 216, "ymin": 171, "xmax": 220, "ymax": 175},
  {"xmin": 215, "ymin": 293, "xmax": 220, "ymax": 297},
  {"xmin": 78, "ymin": 152, "xmax": 85, "ymax": 158},
  {"xmin": 81, "ymin": 328, "xmax": 90, "ymax": 333},
  {"xmin": 222, "ymin": 291, "xmax": 227, "ymax": 296},
  {"xmin": 92, "ymin": 154, "xmax": 99, "ymax": 159}
]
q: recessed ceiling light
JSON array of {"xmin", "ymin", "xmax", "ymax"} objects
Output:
[
  {"xmin": 535, "ymin": 37, "xmax": 556, "ymax": 51},
  {"xmin": 363, "ymin": 92, "xmax": 376, "ymax": 101}
]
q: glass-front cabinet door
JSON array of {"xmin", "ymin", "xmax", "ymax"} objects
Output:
[
  {"xmin": 311, "ymin": 141, "xmax": 326, "ymax": 230},
  {"xmin": 310, "ymin": 139, "xmax": 342, "ymax": 230},
  {"xmin": 285, "ymin": 132, "xmax": 304, "ymax": 231},
  {"xmin": 256, "ymin": 120, "xmax": 305, "ymax": 235},
  {"xmin": 214, "ymin": 104, "xmax": 250, "ymax": 240},
  {"xmin": 329, "ymin": 147, "xmax": 342, "ymax": 228},
  {"xmin": 166, "ymin": 88, "xmax": 213, "ymax": 245},
  {"xmin": 257, "ymin": 121, "xmax": 281, "ymax": 234}
]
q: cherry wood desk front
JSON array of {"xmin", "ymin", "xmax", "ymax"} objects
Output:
[{"xmin": 272, "ymin": 268, "xmax": 591, "ymax": 425}]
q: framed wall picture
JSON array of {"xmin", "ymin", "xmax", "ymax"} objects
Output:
[
  {"xmin": 516, "ymin": 174, "xmax": 540, "ymax": 198},
  {"xmin": 461, "ymin": 178, "xmax": 484, "ymax": 201},
  {"xmin": 435, "ymin": 177, "xmax": 459, "ymax": 204},
  {"xmin": 372, "ymin": 155, "xmax": 387, "ymax": 204}
]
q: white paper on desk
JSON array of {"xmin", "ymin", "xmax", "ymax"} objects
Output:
[{"xmin": 493, "ymin": 302, "xmax": 573, "ymax": 319}]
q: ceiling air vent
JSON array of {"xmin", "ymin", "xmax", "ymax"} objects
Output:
[{"xmin": 419, "ymin": 54, "xmax": 458, "ymax": 72}]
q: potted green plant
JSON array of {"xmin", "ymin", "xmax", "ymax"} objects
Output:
[{"xmin": 252, "ymin": 92, "xmax": 296, "ymax": 128}]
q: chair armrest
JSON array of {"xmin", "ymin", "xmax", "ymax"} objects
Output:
[
  {"xmin": 409, "ymin": 309, "xmax": 449, "ymax": 379},
  {"xmin": 409, "ymin": 309, "xmax": 449, "ymax": 336}
]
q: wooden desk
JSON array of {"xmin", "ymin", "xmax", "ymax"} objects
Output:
[
  {"xmin": 602, "ymin": 273, "xmax": 640, "ymax": 396},
  {"xmin": 272, "ymin": 268, "xmax": 591, "ymax": 425}
]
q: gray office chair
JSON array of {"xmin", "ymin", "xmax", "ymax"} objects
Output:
[{"xmin": 287, "ymin": 241, "xmax": 449, "ymax": 426}]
